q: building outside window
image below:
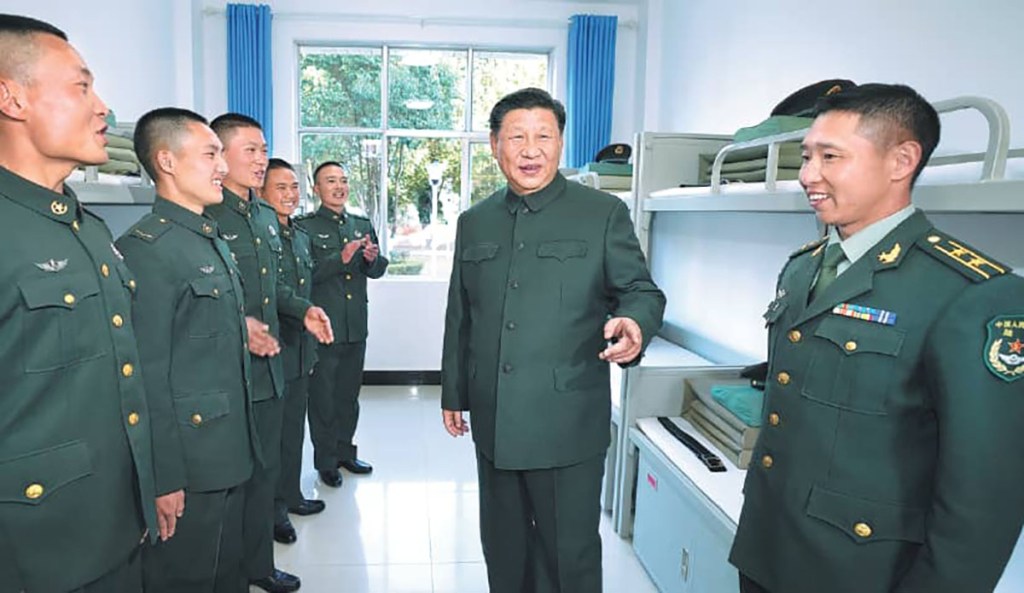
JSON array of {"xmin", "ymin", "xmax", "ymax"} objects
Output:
[{"xmin": 298, "ymin": 46, "xmax": 549, "ymax": 278}]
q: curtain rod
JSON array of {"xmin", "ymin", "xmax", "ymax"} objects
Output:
[{"xmin": 202, "ymin": 8, "xmax": 637, "ymax": 30}]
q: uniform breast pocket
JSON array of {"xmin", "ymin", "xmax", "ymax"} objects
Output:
[
  {"xmin": 537, "ymin": 240, "xmax": 587, "ymax": 262},
  {"xmin": 187, "ymin": 275, "xmax": 235, "ymax": 338},
  {"xmin": 18, "ymin": 271, "xmax": 107, "ymax": 373},
  {"xmin": 802, "ymin": 316, "xmax": 906, "ymax": 414},
  {"xmin": 460, "ymin": 242, "xmax": 500, "ymax": 291}
]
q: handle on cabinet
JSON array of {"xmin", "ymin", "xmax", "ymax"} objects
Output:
[{"xmin": 680, "ymin": 547, "xmax": 690, "ymax": 581}]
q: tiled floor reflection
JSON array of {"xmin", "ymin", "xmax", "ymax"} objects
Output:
[{"xmin": 264, "ymin": 385, "xmax": 658, "ymax": 593}]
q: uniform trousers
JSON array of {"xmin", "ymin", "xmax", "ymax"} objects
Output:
[
  {"xmin": 476, "ymin": 451, "xmax": 605, "ymax": 593},
  {"xmin": 740, "ymin": 573, "xmax": 771, "ymax": 593},
  {"xmin": 275, "ymin": 374, "xmax": 310, "ymax": 522},
  {"xmin": 243, "ymin": 396, "xmax": 284, "ymax": 580},
  {"xmin": 71, "ymin": 543, "xmax": 143, "ymax": 593},
  {"xmin": 308, "ymin": 340, "xmax": 365, "ymax": 469},
  {"xmin": 142, "ymin": 486, "xmax": 246, "ymax": 593}
]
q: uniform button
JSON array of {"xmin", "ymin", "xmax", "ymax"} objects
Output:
[
  {"xmin": 788, "ymin": 330, "xmax": 801, "ymax": 343},
  {"xmin": 128, "ymin": 280, "xmax": 137, "ymax": 290},
  {"xmin": 510, "ymin": 280, "xmax": 519, "ymax": 289},
  {"xmin": 761, "ymin": 455, "xmax": 774, "ymax": 469},
  {"xmin": 101, "ymin": 264, "xmax": 110, "ymax": 277},
  {"xmin": 261, "ymin": 267, "xmax": 267, "ymax": 275},
  {"xmin": 71, "ymin": 220, "xmax": 80, "ymax": 232},
  {"xmin": 263, "ymin": 297, "xmax": 270, "ymax": 306},
  {"xmin": 506, "ymin": 322, "xmax": 516, "ymax": 330},
  {"xmin": 299, "ymin": 278, "xmax": 305, "ymax": 285},
  {"xmin": 345, "ymin": 274, "xmax": 352, "ymax": 280},
  {"xmin": 63, "ymin": 293, "xmax": 75, "ymax": 305},
  {"xmin": 845, "ymin": 341, "xmax": 858, "ymax": 352},
  {"xmin": 768, "ymin": 412, "xmax": 780, "ymax": 426},
  {"xmin": 159, "ymin": 218, "xmax": 167, "ymax": 223},
  {"xmin": 122, "ymin": 363, "xmax": 134, "ymax": 377},
  {"xmin": 346, "ymin": 294, "xmax": 353, "ymax": 300},
  {"xmin": 213, "ymin": 288, "xmax": 220, "ymax": 296},
  {"xmin": 517, "ymin": 242, "xmax": 525, "ymax": 250},
  {"xmin": 502, "ymin": 363, "xmax": 513, "ymax": 373},
  {"xmin": 777, "ymin": 371, "xmax": 791, "ymax": 385},
  {"xmin": 255, "ymin": 237, "xmax": 262, "ymax": 245},
  {"xmin": 927, "ymin": 235, "xmax": 941, "ymax": 244},
  {"xmin": 191, "ymin": 413, "xmax": 203, "ymax": 426},
  {"xmin": 128, "ymin": 412, "xmax": 140, "ymax": 426},
  {"xmin": 853, "ymin": 522, "xmax": 873, "ymax": 538},
  {"xmin": 112, "ymin": 314, "xmax": 124, "ymax": 328},
  {"xmin": 24, "ymin": 483, "xmax": 44, "ymax": 500}
]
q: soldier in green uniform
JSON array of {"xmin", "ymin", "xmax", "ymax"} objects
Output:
[
  {"xmin": 729, "ymin": 84, "xmax": 1024, "ymax": 593},
  {"xmin": 297, "ymin": 161, "xmax": 388, "ymax": 487},
  {"xmin": 440, "ymin": 88, "xmax": 665, "ymax": 593},
  {"xmin": 116, "ymin": 108, "xmax": 258, "ymax": 593},
  {"xmin": 262, "ymin": 158, "xmax": 325, "ymax": 546},
  {"xmin": 207, "ymin": 114, "xmax": 333, "ymax": 593},
  {"xmin": 0, "ymin": 15, "xmax": 157, "ymax": 593}
]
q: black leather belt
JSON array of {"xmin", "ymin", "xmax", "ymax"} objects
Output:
[{"xmin": 657, "ymin": 417, "xmax": 727, "ymax": 472}]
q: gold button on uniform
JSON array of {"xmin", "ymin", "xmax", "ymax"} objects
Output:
[
  {"xmin": 788, "ymin": 330, "xmax": 802, "ymax": 343},
  {"xmin": 255, "ymin": 237, "xmax": 261, "ymax": 246},
  {"xmin": 191, "ymin": 414, "xmax": 203, "ymax": 426},
  {"xmin": 25, "ymin": 483, "xmax": 44, "ymax": 500},
  {"xmin": 71, "ymin": 220, "xmax": 80, "ymax": 232},
  {"xmin": 345, "ymin": 274, "xmax": 352, "ymax": 281},
  {"xmin": 122, "ymin": 363, "xmax": 134, "ymax": 377},
  {"xmin": 761, "ymin": 455, "xmax": 774, "ymax": 469},
  {"xmin": 112, "ymin": 314, "xmax": 124, "ymax": 328},
  {"xmin": 768, "ymin": 413, "xmax": 780, "ymax": 426},
  {"xmin": 263, "ymin": 297, "xmax": 269, "ymax": 306},
  {"xmin": 927, "ymin": 235, "xmax": 941, "ymax": 244},
  {"xmin": 299, "ymin": 278, "xmax": 305, "ymax": 285},
  {"xmin": 128, "ymin": 412, "xmax": 140, "ymax": 426},
  {"xmin": 63, "ymin": 293, "xmax": 75, "ymax": 305},
  {"xmin": 346, "ymin": 294, "xmax": 352, "ymax": 300},
  {"xmin": 128, "ymin": 280, "xmax": 136, "ymax": 290},
  {"xmin": 213, "ymin": 288, "xmax": 220, "ymax": 296},
  {"xmin": 777, "ymin": 371, "xmax": 791, "ymax": 385},
  {"xmin": 854, "ymin": 522, "xmax": 873, "ymax": 538},
  {"xmin": 101, "ymin": 264, "xmax": 110, "ymax": 277},
  {"xmin": 845, "ymin": 341, "xmax": 858, "ymax": 352},
  {"xmin": 261, "ymin": 267, "xmax": 267, "ymax": 275}
]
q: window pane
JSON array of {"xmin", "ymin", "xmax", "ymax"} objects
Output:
[
  {"xmin": 386, "ymin": 137, "xmax": 462, "ymax": 278},
  {"xmin": 299, "ymin": 134, "xmax": 383, "ymax": 227},
  {"xmin": 300, "ymin": 47, "xmax": 382, "ymax": 128},
  {"xmin": 388, "ymin": 49, "xmax": 467, "ymax": 131},
  {"xmin": 470, "ymin": 142, "xmax": 505, "ymax": 205},
  {"xmin": 472, "ymin": 52, "xmax": 549, "ymax": 131}
]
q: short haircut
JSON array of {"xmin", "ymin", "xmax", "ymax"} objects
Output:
[
  {"xmin": 488, "ymin": 87, "xmax": 566, "ymax": 135},
  {"xmin": 0, "ymin": 14, "xmax": 68, "ymax": 81},
  {"xmin": 266, "ymin": 158, "xmax": 294, "ymax": 175},
  {"xmin": 210, "ymin": 112, "xmax": 262, "ymax": 146},
  {"xmin": 134, "ymin": 107, "xmax": 208, "ymax": 180},
  {"xmin": 313, "ymin": 160, "xmax": 345, "ymax": 184},
  {"xmin": 814, "ymin": 83, "xmax": 940, "ymax": 186}
]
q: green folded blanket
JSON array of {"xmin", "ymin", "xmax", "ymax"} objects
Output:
[
  {"xmin": 106, "ymin": 135, "xmax": 134, "ymax": 150},
  {"xmin": 710, "ymin": 155, "xmax": 805, "ymax": 175},
  {"xmin": 98, "ymin": 160, "xmax": 140, "ymax": 175},
  {"xmin": 711, "ymin": 385, "xmax": 765, "ymax": 427},
  {"xmin": 734, "ymin": 116, "xmax": 812, "ymax": 142},
  {"xmin": 106, "ymin": 146, "xmax": 139, "ymax": 164}
]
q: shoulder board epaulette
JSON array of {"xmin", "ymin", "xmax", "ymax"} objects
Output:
[
  {"xmin": 916, "ymin": 229, "xmax": 1008, "ymax": 282},
  {"xmin": 125, "ymin": 214, "xmax": 172, "ymax": 243},
  {"xmin": 294, "ymin": 212, "xmax": 315, "ymax": 221},
  {"xmin": 789, "ymin": 236, "xmax": 827, "ymax": 259}
]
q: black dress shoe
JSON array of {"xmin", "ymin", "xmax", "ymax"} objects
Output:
[
  {"xmin": 338, "ymin": 458, "xmax": 373, "ymax": 474},
  {"xmin": 250, "ymin": 568, "xmax": 301, "ymax": 593},
  {"xmin": 273, "ymin": 520, "xmax": 297, "ymax": 544},
  {"xmin": 288, "ymin": 498, "xmax": 326, "ymax": 516},
  {"xmin": 318, "ymin": 468, "xmax": 343, "ymax": 488}
]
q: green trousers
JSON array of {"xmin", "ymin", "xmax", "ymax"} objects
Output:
[
  {"xmin": 276, "ymin": 374, "xmax": 310, "ymax": 521},
  {"xmin": 72, "ymin": 544, "xmax": 142, "ymax": 593},
  {"xmin": 243, "ymin": 396, "xmax": 284, "ymax": 580},
  {"xmin": 308, "ymin": 340, "xmax": 366, "ymax": 469},
  {"xmin": 476, "ymin": 451, "xmax": 605, "ymax": 593}
]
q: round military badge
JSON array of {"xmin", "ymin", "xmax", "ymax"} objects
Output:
[{"xmin": 986, "ymin": 316, "xmax": 1024, "ymax": 382}]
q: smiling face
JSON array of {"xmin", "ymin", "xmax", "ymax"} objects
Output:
[
  {"xmin": 263, "ymin": 165, "xmax": 300, "ymax": 220},
  {"xmin": 799, "ymin": 111, "xmax": 915, "ymax": 239},
  {"xmin": 313, "ymin": 164, "xmax": 349, "ymax": 213},
  {"xmin": 490, "ymin": 107, "xmax": 563, "ymax": 196},
  {"xmin": 163, "ymin": 121, "xmax": 227, "ymax": 213},
  {"xmin": 220, "ymin": 125, "xmax": 268, "ymax": 196},
  {"xmin": 14, "ymin": 33, "xmax": 110, "ymax": 168}
]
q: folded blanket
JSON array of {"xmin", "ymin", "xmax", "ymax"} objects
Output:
[
  {"xmin": 734, "ymin": 115, "xmax": 812, "ymax": 142},
  {"xmin": 106, "ymin": 146, "xmax": 139, "ymax": 164},
  {"xmin": 710, "ymin": 384, "xmax": 765, "ymax": 427},
  {"xmin": 106, "ymin": 135, "xmax": 134, "ymax": 150},
  {"xmin": 98, "ymin": 160, "xmax": 140, "ymax": 175}
]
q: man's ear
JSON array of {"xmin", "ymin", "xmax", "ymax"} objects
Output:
[
  {"xmin": 891, "ymin": 140, "xmax": 923, "ymax": 184},
  {"xmin": 156, "ymin": 148, "xmax": 175, "ymax": 175},
  {"xmin": 0, "ymin": 78, "xmax": 29, "ymax": 121}
]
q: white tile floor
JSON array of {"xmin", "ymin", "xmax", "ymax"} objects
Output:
[{"xmin": 266, "ymin": 385, "xmax": 659, "ymax": 593}]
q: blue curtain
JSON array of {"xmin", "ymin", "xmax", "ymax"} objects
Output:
[
  {"xmin": 566, "ymin": 15, "xmax": 617, "ymax": 168},
  {"xmin": 227, "ymin": 4, "xmax": 274, "ymax": 151}
]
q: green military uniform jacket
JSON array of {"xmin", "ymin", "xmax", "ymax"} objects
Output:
[
  {"xmin": 441, "ymin": 174, "xmax": 666, "ymax": 470},
  {"xmin": 278, "ymin": 221, "xmax": 318, "ymax": 380},
  {"xmin": 730, "ymin": 211, "xmax": 1024, "ymax": 593},
  {"xmin": 116, "ymin": 198, "xmax": 259, "ymax": 496},
  {"xmin": 297, "ymin": 206, "xmax": 388, "ymax": 343},
  {"xmin": 0, "ymin": 166, "xmax": 157, "ymax": 593},
  {"xmin": 207, "ymin": 189, "xmax": 313, "ymax": 401}
]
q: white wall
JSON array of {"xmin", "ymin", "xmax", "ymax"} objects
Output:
[{"xmin": 644, "ymin": 0, "xmax": 1024, "ymax": 152}]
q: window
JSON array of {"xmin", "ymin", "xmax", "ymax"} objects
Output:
[{"xmin": 298, "ymin": 45, "xmax": 550, "ymax": 278}]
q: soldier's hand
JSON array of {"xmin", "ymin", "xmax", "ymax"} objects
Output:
[
  {"xmin": 341, "ymin": 239, "xmax": 362, "ymax": 264},
  {"xmin": 362, "ymin": 236, "xmax": 379, "ymax": 262},
  {"xmin": 442, "ymin": 409, "xmax": 470, "ymax": 437},
  {"xmin": 600, "ymin": 317, "xmax": 643, "ymax": 364},
  {"xmin": 304, "ymin": 306, "xmax": 334, "ymax": 344},
  {"xmin": 155, "ymin": 489, "xmax": 185, "ymax": 542},
  {"xmin": 245, "ymin": 316, "xmax": 281, "ymax": 357}
]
